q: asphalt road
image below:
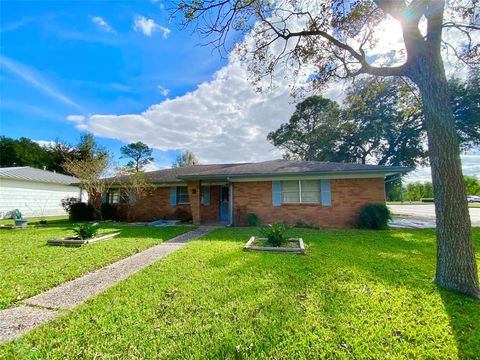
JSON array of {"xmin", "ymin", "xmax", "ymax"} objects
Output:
[{"xmin": 388, "ymin": 204, "xmax": 480, "ymax": 227}]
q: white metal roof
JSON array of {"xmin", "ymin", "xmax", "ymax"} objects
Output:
[{"xmin": 0, "ymin": 166, "xmax": 78, "ymax": 185}]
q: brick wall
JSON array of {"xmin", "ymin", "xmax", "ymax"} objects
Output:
[
  {"xmin": 117, "ymin": 187, "xmax": 191, "ymax": 222},
  {"xmin": 200, "ymin": 185, "xmax": 220, "ymax": 223},
  {"xmin": 233, "ymin": 178, "xmax": 385, "ymax": 228}
]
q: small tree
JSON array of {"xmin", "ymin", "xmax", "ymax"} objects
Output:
[
  {"xmin": 120, "ymin": 142, "xmax": 154, "ymax": 172},
  {"xmin": 113, "ymin": 168, "xmax": 152, "ymax": 221},
  {"xmin": 172, "ymin": 150, "xmax": 199, "ymax": 168},
  {"xmin": 63, "ymin": 155, "xmax": 110, "ymax": 220}
]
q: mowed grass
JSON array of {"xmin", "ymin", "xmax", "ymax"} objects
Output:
[
  {"xmin": 2, "ymin": 228, "xmax": 480, "ymax": 359},
  {"xmin": 0, "ymin": 215, "xmax": 70, "ymax": 226},
  {"xmin": 0, "ymin": 224, "xmax": 193, "ymax": 310}
]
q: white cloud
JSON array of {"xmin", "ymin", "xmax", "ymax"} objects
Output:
[
  {"xmin": 81, "ymin": 7, "xmax": 478, "ymax": 175},
  {"xmin": 133, "ymin": 15, "xmax": 170, "ymax": 38},
  {"xmin": 157, "ymin": 85, "xmax": 170, "ymax": 97},
  {"xmin": 66, "ymin": 115, "xmax": 85, "ymax": 123},
  {"xmin": 0, "ymin": 55, "xmax": 83, "ymax": 111},
  {"xmin": 90, "ymin": 16, "xmax": 116, "ymax": 34},
  {"xmin": 33, "ymin": 140, "xmax": 57, "ymax": 148}
]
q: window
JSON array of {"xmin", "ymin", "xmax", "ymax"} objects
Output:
[
  {"xmin": 107, "ymin": 190, "xmax": 127, "ymax": 204},
  {"xmin": 281, "ymin": 180, "xmax": 321, "ymax": 204},
  {"xmin": 177, "ymin": 187, "xmax": 190, "ymax": 204}
]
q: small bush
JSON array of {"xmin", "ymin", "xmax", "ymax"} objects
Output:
[
  {"xmin": 173, "ymin": 208, "xmax": 192, "ymax": 222},
  {"xmin": 259, "ymin": 223, "xmax": 289, "ymax": 247},
  {"xmin": 61, "ymin": 197, "xmax": 79, "ymax": 213},
  {"xmin": 101, "ymin": 203, "xmax": 119, "ymax": 221},
  {"xmin": 294, "ymin": 220, "xmax": 320, "ymax": 229},
  {"xmin": 357, "ymin": 203, "xmax": 391, "ymax": 230},
  {"xmin": 70, "ymin": 223, "xmax": 99, "ymax": 239},
  {"xmin": 420, "ymin": 198, "xmax": 434, "ymax": 203},
  {"xmin": 69, "ymin": 202, "xmax": 94, "ymax": 222},
  {"xmin": 246, "ymin": 213, "xmax": 260, "ymax": 226}
]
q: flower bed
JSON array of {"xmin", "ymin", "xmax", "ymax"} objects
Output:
[
  {"xmin": 47, "ymin": 232, "xmax": 121, "ymax": 246},
  {"xmin": 243, "ymin": 236, "xmax": 305, "ymax": 254}
]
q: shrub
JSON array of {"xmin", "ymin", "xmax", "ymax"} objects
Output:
[
  {"xmin": 420, "ymin": 198, "xmax": 434, "ymax": 203},
  {"xmin": 173, "ymin": 208, "xmax": 192, "ymax": 222},
  {"xmin": 61, "ymin": 197, "xmax": 79, "ymax": 213},
  {"xmin": 259, "ymin": 223, "xmax": 289, "ymax": 247},
  {"xmin": 101, "ymin": 203, "xmax": 119, "ymax": 221},
  {"xmin": 70, "ymin": 223, "xmax": 99, "ymax": 239},
  {"xmin": 246, "ymin": 213, "xmax": 260, "ymax": 226},
  {"xmin": 357, "ymin": 203, "xmax": 391, "ymax": 230},
  {"xmin": 69, "ymin": 202, "xmax": 94, "ymax": 222},
  {"xmin": 294, "ymin": 220, "xmax": 319, "ymax": 229}
]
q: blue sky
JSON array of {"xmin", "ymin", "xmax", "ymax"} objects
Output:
[
  {"xmin": 1, "ymin": 0, "xmax": 229, "ymax": 167},
  {"xmin": 1, "ymin": 1, "xmax": 479, "ymax": 179}
]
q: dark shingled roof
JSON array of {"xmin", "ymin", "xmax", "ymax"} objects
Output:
[
  {"xmin": 0, "ymin": 166, "xmax": 78, "ymax": 185},
  {"xmin": 105, "ymin": 160, "xmax": 411, "ymax": 184}
]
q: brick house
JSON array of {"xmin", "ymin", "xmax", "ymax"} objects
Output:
[{"xmin": 103, "ymin": 159, "xmax": 410, "ymax": 228}]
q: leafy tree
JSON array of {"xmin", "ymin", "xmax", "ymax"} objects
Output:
[
  {"xmin": 450, "ymin": 70, "xmax": 480, "ymax": 150},
  {"xmin": 267, "ymin": 96, "xmax": 343, "ymax": 161},
  {"xmin": 0, "ymin": 137, "xmax": 49, "ymax": 169},
  {"xmin": 465, "ymin": 176, "xmax": 480, "ymax": 196},
  {"xmin": 120, "ymin": 142, "xmax": 154, "ymax": 172},
  {"xmin": 177, "ymin": 0, "xmax": 480, "ymax": 296},
  {"xmin": 172, "ymin": 150, "xmax": 199, "ymax": 168},
  {"xmin": 404, "ymin": 182, "xmax": 434, "ymax": 201}
]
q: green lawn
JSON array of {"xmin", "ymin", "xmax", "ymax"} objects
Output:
[
  {"xmin": 0, "ymin": 215, "xmax": 70, "ymax": 226},
  {"xmin": 1, "ymin": 227, "xmax": 479, "ymax": 358},
  {"xmin": 0, "ymin": 224, "xmax": 193, "ymax": 310}
]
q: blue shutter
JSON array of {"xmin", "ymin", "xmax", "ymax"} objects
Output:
[
  {"xmin": 272, "ymin": 181, "xmax": 282, "ymax": 207},
  {"xmin": 321, "ymin": 179, "xmax": 332, "ymax": 206},
  {"xmin": 101, "ymin": 193, "xmax": 107, "ymax": 204},
  {"xmin": 170, "ymin": 187, "xmax": 177, "ymax": 206},
  {"xmin": 202, "ymin": 186, "xmax": 210, "ymax": 206},
  {"xmin": 129, "ymin": 192, "xmax": 136, "ymax": 206}
]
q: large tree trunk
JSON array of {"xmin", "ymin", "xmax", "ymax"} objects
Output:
[{"xmin": 407, "ymin": 53, "xmax": 479, "ymax": 297}]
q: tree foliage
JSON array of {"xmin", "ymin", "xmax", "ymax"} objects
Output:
[
  {"xmin": 176, "ymin": 0, "xmax": 480, "ymax": 296},
  {"xmin": 172, "ymin": 150, "xmax": 199, "ymax": 168},
  {"xmin": 120, "ymin": 142, "xmax": 154, "ymax": 172}
]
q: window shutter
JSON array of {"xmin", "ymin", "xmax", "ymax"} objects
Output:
[
  {"xmin": 321, "ymin": 179, "xmax": 332, "ymax": 206},
  {"xmin": 272, "ymin": 181, "xmax": 282, "ymax": 207},
  {"xmin": 101, "ymin": 193, "xmax": 107, "ymax": 204},
  {"xmin": 202, "ymin": 186, "xmax": 210, "ymax": 206},
  {"xmin": 129, "ymin": 191, "xmax": 136, "ymax": 206},
  {"xmin": 170, "ymin": 187, "xmax": 177, "ymax": 205}
]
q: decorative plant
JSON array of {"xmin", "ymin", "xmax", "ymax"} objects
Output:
[
  {"xmin": 259, "ymin": 223, "xmax": 288, "ymax": 247},
  {"xmin": 70, "ymin": 223, "xmax": 99, "ymax": 240},
  {"xmin": 246, "ymin": 213, "xmax": 260, "ymax": 226},
  {"xmin": 357, "ymin": 204, "xmax": 391, "ymax": 230}
]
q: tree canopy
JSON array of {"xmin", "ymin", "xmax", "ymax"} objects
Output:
[
  {"xmin": 172, "ymin": 150, "xmax": 199, "ymax": 168},
  {"xmin": 120, "ymin": 142, "xmax": 154, "ymax": 172}
]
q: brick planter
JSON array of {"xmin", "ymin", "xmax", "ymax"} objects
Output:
[
  {"xmin": 48, "ymin": 232, "xmax": 121, "ymax": 246},
  {"xmin": 243, "ymin": 236, "xmax": 305, "ymax": 254}
]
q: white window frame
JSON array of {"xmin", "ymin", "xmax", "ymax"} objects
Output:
[
  {"xmin": 281, "ymin": 180, "xmax": 321, "ymax": 204},
  {"xmin": 176, "ymin": 187, "xmax": 190, "ymax": 204}
]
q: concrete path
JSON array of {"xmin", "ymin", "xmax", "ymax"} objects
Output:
[
  {"xmin": 388, "ymin": 204, "xmax": 480, "ymax": 228},
  {"xmin": 0, "ymin": 226, "xmax": 214, "ymax": 343}
]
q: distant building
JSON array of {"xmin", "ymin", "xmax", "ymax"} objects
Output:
[{"xmin": 0, "ymin": 166, "xmax": 85, "ymax": 218}]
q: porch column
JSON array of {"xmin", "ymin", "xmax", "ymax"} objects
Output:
[{"xmin": 187, "ymin": 180, "xmax": 201, "ymax": 225}]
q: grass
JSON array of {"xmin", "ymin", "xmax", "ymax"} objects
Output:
[
  {"xmin": 1, "ymin": 227, "xmax": 479, "ymax": 359},
  {"xmin": 0, "ymin": 215, "xmax": 70, "ymax": 226},
  {"xmin": 0, "ymin": 224, "xmax": 193, "ymax": 310}
]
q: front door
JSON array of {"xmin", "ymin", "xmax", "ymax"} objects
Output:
[{"xmin": 219, "ymin": 185, "xmax": 229, "ymax": 222}]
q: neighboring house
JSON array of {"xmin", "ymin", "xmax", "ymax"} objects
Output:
[
  {"xmin": 103, "ymin": 159, "xmax": 410, "ymax": 227},
  {"xmin": 0, "ymin": 167, "xmax": 85, "ymax": 218}
]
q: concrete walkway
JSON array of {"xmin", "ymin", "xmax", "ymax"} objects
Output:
[{"xmin": 0, "ymin": 226, "xmax": 214, "ymax": 343}]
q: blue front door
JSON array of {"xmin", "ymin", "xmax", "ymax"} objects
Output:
[{"xmin": 219, "ymin": 185, "xmax": 229, "ymax": 222}]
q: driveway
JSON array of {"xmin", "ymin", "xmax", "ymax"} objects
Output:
[{"xmin": 388, "ymin": 204, "xmax": 480, "ymax": 228}]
